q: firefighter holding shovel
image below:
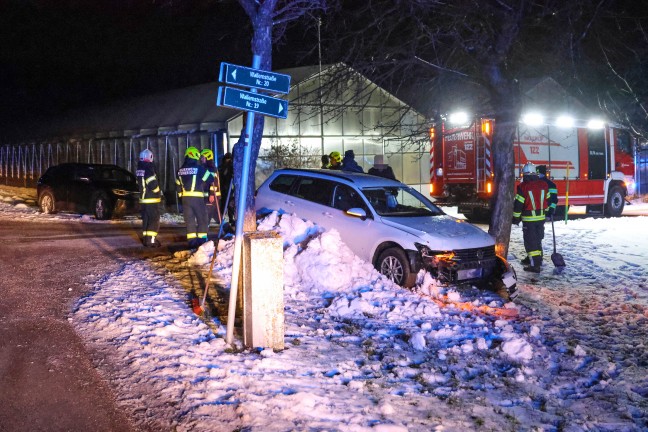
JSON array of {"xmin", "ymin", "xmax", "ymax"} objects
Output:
[{"xmin": 513, "ymin": 162, "xmax": 549, "ymax": 273}]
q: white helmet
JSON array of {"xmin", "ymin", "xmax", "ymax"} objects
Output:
[
  {"xmin": 139, "ymin": 149, "xmax": 153, "ymax": 162},
  {"xmin": 522, "ymin": 162, "xmax": 536, "ymax": 175}
]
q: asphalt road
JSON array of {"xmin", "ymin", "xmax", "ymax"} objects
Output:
[{"xmin": 0, "ymin": 220, "xmax": 186, "ymax": 432}]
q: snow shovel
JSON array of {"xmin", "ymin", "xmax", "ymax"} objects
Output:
[
  {"xmin": 550, "ymin": 215, "xmax": 566, "ymax": 269},
  {"xmin": 193, "ymin": 180, "xmax": 234, "ymax": 316}
]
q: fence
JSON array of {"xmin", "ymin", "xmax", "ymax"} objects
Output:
[{"xmin": 0, "ymin": 131, "xmax": 227, "ymax": 203}]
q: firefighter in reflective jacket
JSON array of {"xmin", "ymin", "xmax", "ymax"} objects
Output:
[
  {"xmin": 513, "ymin": 162, "xmax": 549, "ymax": 273},
  {"xmin": 176, "ymin": 146, "xmax": 214, "ymax": 248},
  {"xmin": 200, "ymin": 148, "xmax": 220, "ymax": 224},
  {"xmin": 136, "ymin": 149, "xmax": 162, "ymax": 248}
]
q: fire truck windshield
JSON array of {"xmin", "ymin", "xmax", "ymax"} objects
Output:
[{"xmin": 617, "ymin": 130, "xmax": 633, "ymax": 155}]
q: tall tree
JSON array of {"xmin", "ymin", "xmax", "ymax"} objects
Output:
[
  {"xmin": 324, "ymin": 0, "xmax": 610, "ymax": 256},
  {"xmin": 234, "ymin": 0, "xmax": 327, "ymax": 231},
  {"xmin": 571, "ymin": 0, "xmax": 648, "ymax": 141}
]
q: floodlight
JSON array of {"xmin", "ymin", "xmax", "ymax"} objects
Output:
[
  {"xmin": 587, "ymin": 119, "xmax": 605, "ymax": 129},
  {"xmin": 556, "ymin": 115, "xmax": 574, "ymax": 128},
  {"xmin": 448, "ymin": 112, "xmax": 469, "ymax": 125},
  {"xmin": 522, "ymin": 112, "xmax": 544, "ymax": 126}
]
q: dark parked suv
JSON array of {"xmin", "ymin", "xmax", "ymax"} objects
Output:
[{"xmin": 37, "ymin": 163, "xmax": 140, "ymax": 220}]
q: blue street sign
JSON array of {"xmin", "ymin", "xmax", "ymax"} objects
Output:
[
  {"xmin": 219, "ymin": 62, "xmax": 291, "ymax": 94},
  {"xmin": 217, "ymin": 86, "xmax": 288, "ymax": 119}
]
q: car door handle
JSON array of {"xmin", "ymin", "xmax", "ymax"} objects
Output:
[
  {"xmin": 322, "ymin": 211, "xmax": 333, "ymax": 218},
  {"xmin": 284, "ymin": 200, "xmax": 295, "ymax": 206}
]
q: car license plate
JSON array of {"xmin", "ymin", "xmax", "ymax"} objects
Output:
[{"xmin": 457, "ymin": 268, "xmax": 483, "ymax": 280}]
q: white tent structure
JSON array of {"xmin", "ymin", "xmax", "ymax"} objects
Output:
[{"xmin": 0, "ymin": 64, "xmax": 431, "ymax": 197}]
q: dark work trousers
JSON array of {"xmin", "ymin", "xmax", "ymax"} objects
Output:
[
  {"xmin": 522, "ymin": 220, "xmax": 545, "ymax": 267},
  {"xmin": 182, "ymin": 196, "xmax": 208, "ymax": 245},
  {"xmin": 205, "ymin": 201, "xmax": 220, "ymax": 225},
  {"xmin": 141, "ymin": 203, "xmax": 160, "ymax": 245},
  {"xmin": 220, "ymin": 185, "xmax": 234, "ymax": 223}
]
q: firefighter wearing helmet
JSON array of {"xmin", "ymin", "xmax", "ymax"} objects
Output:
[
  {"xmin": 200, "ymin": 148, "xmax": 220, "ymax": 224},
  {"xmin": 513, "ymin": 162, "xmax": 549, "ymax": 273},
  {"xmin": 328, "ymin": 151, "xmax": 342, "ymax": 170},
  {"xmin": 136, "ymin": 149, "xmax": 162, "ymax": 247},
  {"xmin": 176, "ymin": 146, "xmax": 214, "ymax": 248}
]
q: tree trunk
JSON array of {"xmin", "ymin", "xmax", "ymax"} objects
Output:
[
  {"xmin": 234, "ymin": 1, "xmax": 274, "ymax": 232},
  {"xmin": 488, "ymin": 116, "xmax": 517, "ymax": 258},
  {"xmin": 483, "ymin": 65, "xmax": 521, "ymax": 258}
]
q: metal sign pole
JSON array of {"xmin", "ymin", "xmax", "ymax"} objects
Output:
[{"xmin": 226, "ymin": 54, "xmax": 261, "ymax": 346}]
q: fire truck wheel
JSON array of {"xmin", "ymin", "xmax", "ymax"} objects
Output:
[
  {"xmin": 605, "ymin": 185, "xmax": 625, "ymax": 217},
  {"xmin": 377, "ymin": 247, "xmax": 414, "ymax": 288}
]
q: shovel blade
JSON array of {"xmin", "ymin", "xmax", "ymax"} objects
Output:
[{"xmin": 551, "ymin": 252, "xmax": 566, "ymax": 268}]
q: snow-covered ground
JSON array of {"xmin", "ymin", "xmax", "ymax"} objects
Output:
[{"xmin": 2, "ymin": 185, "xmax": 648, "ymax": 431}]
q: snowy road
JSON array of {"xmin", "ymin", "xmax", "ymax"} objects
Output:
[{"xmin": 2, "ymin": 186, "xmax": 648, "ymax": 431}]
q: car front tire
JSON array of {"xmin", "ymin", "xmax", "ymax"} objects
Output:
[
  {"xmin": 377, "ymin": 247, "xmax": 414, "ymax": 288},
  {"xmin": 39, "ymin": 190, "xmax": 56, "ymax": 214},
  {"xmin": 93, "ymin": 193, "xmax": 113, "ymax": 220}
]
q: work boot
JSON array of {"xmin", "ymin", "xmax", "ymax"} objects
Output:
[
  {"xmin": 523, "ymin": 265, "xmax": 541, "ymax": 273},
  {"xmin": 149, "ymin": 236, "xmax": 162, "ymax": 248},
  {"xmin": 521, "ymin": 256, "xmax": 530, "ymax": 266}
]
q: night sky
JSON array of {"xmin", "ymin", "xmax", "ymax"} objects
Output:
[{"xmin": 0, "ymin": 1, "xmax": 318, "ymax": 132}]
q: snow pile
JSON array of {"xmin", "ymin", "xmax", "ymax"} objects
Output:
[{"xmin": 71, "ymin": 211, "xmax": 642, "ymax": 431}]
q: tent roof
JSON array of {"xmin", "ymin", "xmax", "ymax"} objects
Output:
[{"xmin": 9, "ymin": 65, "xmax": 328, "ymax": 141}]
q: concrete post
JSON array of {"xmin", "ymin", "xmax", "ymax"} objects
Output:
[{"xmin": 242, "ymin": 231, "xmax": 284, "ymax": 350}]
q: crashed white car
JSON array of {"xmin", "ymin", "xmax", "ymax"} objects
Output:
[{"xmin": 255, "ymin": 169, "xmax": 517, "ymax": 299}]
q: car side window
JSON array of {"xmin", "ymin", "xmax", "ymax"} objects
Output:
[
  {"xmin": 48, "ymin": 166, "xmax": 70, "ymax": 181},
  {"xmin": 75, "ymin": 166, "xmax": 94, "ymax": 181},
  {"xmin": 333, "ymin": 184, "xmax": 369, "ymax": 213},
  {"xmin": 269, "ymin": 174, "xmax": 297, "ymax": 194},
  {"xmin": 293, "ymin": 177, "xmax": 335, "ymax": 206}
]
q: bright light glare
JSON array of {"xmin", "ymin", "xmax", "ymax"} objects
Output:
[
  {"xmin": 522, "ymin": 113, "xmax": 544, "ymax": 126},
  {"xmin": 587, "ymin": 119, "xmax": 605, "ymax": 129},
  {"xmin": 448, "ymin": 112, "xmax": 469, "ymax": 125},
  {"xmin": 556, "ymin": 115, "xmax": 574, "ymax": 128}
]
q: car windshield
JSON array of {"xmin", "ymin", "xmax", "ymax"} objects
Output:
[{"xmin": 361, "ymin": 186, "xmax": 445, "ymax": 217}]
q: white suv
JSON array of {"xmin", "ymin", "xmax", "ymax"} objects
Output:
[{"xmin": 255, "ymin": 169, "xmax": 517, "ymax": 299}]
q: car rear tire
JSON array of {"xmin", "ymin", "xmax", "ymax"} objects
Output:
[
  {"xmin": 377, "ymin": 247, "xmax": 414, "ymax": 288},
  {"xmin": 605, "ymin": 185, "xmax": 624, "ymax": 217},
  {"xmin": 39, "ymin": 190, "xmax": 56, "ymax": 214},
  {"xmin": 93, "ymin": 193, "xmax": 113, "ymax": 220}
]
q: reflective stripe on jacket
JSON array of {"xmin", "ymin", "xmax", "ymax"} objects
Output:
[
  {"xmin": 540, "ymin": 175, "xmax": 558, "ymax": 211},
  {"xmin": 513, "ymin": 176, "xmax": 549, "ymax": 222},
  {"xmin": 176, "ymin": 159, "xmax": 213, "ymax": 198},
  {"xmin": 136, "ymin": 161, "xmax": 161, "ymax": 204}
]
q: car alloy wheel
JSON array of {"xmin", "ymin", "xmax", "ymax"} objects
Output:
[
  {"xmin": 93, "ymin": 194, "xmax": 112, "ymax": 220},
  {"xmin": 39, "ymin": 191, "xmax": 55, "ymax": 214},
  {"xmin": 377, "ymin": 247, "xmax": 411, "ymax": 287}
]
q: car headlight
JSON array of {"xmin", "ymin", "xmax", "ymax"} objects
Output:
[
  {"xmin": 112, "ymin": 189, "xmax": 131, "ymax": 197},
  {"xmin": 415, "ymin": 243, "xmax": 455, "ymax": 263}
]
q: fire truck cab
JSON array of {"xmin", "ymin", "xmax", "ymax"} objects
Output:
[{"xmin": 429, "ymin": 114, "xmax": 637, "ymax": 220}]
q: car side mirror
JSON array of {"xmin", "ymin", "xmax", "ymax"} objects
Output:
[{"xmin": 346, "ymin": 207, "xmax": 367, "ymax": 220}]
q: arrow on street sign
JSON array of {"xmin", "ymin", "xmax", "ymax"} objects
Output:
[
  {"xmin": 219, "ymin": 62, "xmax": 291, "ymax": 94},
  {"xmin": 217, "ymin": 86, "xmax": 288, "ymax": 119}
]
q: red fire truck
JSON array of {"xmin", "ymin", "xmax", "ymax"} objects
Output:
[{"xmin": 429, "ymin": 114, "xmax": 637, "ymax": 220}]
